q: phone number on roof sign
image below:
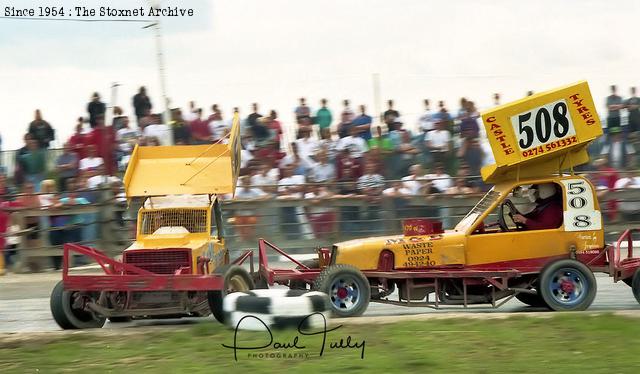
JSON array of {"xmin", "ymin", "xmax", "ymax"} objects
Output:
[{"xmin": 520, "ymin": 135, "xmax": 578, "ymax": 158}]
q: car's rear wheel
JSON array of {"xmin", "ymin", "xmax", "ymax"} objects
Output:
[
  {"xmin": 313, "ymin": 264, "xmax": 370, "ymax": 317},
  {"xmin": 539, "ymin": 260, "xmax": 596, "ymax": 311},
  {"xmin": 631, "ymin": 268, "xmax": 640, "ymax": 304},
  {"xmin": 50, "ymin": 281, "xmax": 106, "ymax": 329},
  {"xmin": 207, "ymin": 265, "xmax": 254, "ymax": 324}
]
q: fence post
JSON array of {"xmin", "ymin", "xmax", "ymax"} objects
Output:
[{"xmin": 13, "ymin": 211, "xmax": 27, "ymax": 273}]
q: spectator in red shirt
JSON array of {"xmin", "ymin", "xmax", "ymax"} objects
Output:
[
  {"xmin": 268, "ymin": 110, "xmax": 283, "ymax": 149},
  {"xmin": 88, "ymin": 115, "xmax": 116, "ymax": 176},
  {"xmin": 68, "ymin": 118, "xmax": 90, "ymax": 160},
  {"xmin": 189, "ymin": 108, "xmax": 211, "ymax": 144}
]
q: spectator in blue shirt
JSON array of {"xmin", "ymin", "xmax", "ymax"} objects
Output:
[{"xmin": 352, "ymin": 105, "xmax": 373, "ymax": 141}]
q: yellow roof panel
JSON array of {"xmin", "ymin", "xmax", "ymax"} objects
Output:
[
  {"xmin": 123, "ymin": 115, "xmax": 241, "ymax": 197},
  {"xmin": 480, "ymin": 81, "xmax": 602, "ymax": 183}
]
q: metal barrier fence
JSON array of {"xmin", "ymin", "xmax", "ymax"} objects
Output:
[{"xmin": 4, "ymin": 186, "xmax": 640, "ymax": 273}]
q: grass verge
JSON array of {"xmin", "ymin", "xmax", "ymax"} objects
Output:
[{"xmin": 1, "ymin": 313, "xmax": 640, "ymax": 373}]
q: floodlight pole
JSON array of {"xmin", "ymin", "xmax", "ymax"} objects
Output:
[{"xmin": 144, "ymin": 2, "xmax": 170, "ymax": 134}]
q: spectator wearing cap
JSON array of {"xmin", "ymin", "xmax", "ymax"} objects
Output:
[
  {"xmin": 133, "ymin": 86, "xmax": 152, "ymax": 127},
  {"xmin": 601, "ymin": 127, "xmax": 635, "ymax": 169},
  {"xmin": 315, "ymin": 99, "xmax": 333, "ymax": 133},
  {"xmin": 55, "ymin": 142, "xmax": 79, "ymax": 192},
  {"xmin": 87, "ymin": 92, "xmax": 106, "ymax": 129},
  {"xmin": 28, "ymin": 110, "xmax": 55, "ymax": 149},
  {"xmin": 352, "ymin": 105, "xmax": 373, "ymax": 141}
]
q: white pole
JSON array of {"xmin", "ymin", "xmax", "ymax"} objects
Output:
[{"xmin": 373, "ymin": 73, "xmax": 382, "ymax": 128}]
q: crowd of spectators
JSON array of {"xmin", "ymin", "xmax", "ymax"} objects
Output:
[{"xmin": 3, "ymin": 85, "xmax": 640, "ymax": 271}]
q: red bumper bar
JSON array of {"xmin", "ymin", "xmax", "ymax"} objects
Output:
[{"xmin": 62, "ymin": 243, "xmax": 224, "ymax": 292}]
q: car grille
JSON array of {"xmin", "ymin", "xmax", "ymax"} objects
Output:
[{"xmin": 123, "ymin": 249, "xmax": 192, "ymax": 274}]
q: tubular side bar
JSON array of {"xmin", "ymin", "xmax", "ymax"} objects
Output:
[
  {"xmin": 61, "ymin": 243, "xmax": 249, "ymax": 292},
  {"xmin": 611, "ymin": 229, "xmax": 640, "ymax": 281}
]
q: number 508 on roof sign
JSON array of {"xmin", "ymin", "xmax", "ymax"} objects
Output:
[{"xmin": 482, "ymin": 81, "xmax": 602, "ymax": 166}]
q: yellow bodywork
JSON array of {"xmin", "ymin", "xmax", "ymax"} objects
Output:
[
  {"xmin": 333, "ymin": 82, "xmax": 605, "ymax": 271},
  {"xmin": 121, "ymin": 115, "xmax": 241, "ymax": 275}
]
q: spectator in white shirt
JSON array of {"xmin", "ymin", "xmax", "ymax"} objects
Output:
[
  {"xmin": 295, "ymin": 127, "xmax": 319, "ymax": 165},
  {"xmin": 79, "ymin": 145, "xmax": 104, "ymax": 173},
  {"xmin": 250, "ymin": 162, "xmax": 280, "ymax": 195},
  {"xmin": 116, "ymin": 117, "xmax": 140, "ymax": 154},
  {"xmin": 418, "ymin": 99, "xmax": 434, "ymax": 133},
  {"xmin": 337, "ymin": 126, "xmax": 368, "ymax": 159},
  {"xmin": 143, "ymin": 114, "xmax": 172, "ymax": 145},
  {"xmin": 401, "ymin": 164, "xmax": 428, "ymax": 195},
  {"xmin": 309, "ymin": 151, "xmax": 336, "ymax": 183},
  {"xmin": 383, "ymin": 181, "xmax": 412, "ymax": 196},
  {"xmin": 425, "ymin": 119, "xmax": 451, "ymax": 165},
  {"xmin": 426, "ymin": 164, "xmax": 453, "ymax": 193},
  {"xmin": 208, "ymin": 106, "xmax": 229, "ymax": 142}
]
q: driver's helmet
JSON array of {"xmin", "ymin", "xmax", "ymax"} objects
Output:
[
  {"xmin": 512, "ymin": 185, "xmax": 536, "ymax": 214},
  {"xmin": 534, "ymin": 183, "xmax": 557, "ymax": 200}
]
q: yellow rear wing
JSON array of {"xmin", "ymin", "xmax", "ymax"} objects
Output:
[
  {"xmin": 480, "ymin": 81, "xmax": 603, "ymax": 183},
  {"xmin": 123, "ymin": 114, "xmax": 241, "ymax": 198}
]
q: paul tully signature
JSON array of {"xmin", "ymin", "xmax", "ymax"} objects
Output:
[{"xmin": 221, "ymin": 312, "xmax": 366, "ymax": 361}]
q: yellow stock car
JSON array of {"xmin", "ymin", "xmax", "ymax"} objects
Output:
[
  {"xmin": 259, "ymin": 81, "xmax": 640, "ymax": 317},
  {"xmin": 50, "ymin": 115, "xmax": 256, "ymax": 329}
]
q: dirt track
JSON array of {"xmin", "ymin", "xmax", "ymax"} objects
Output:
[{"xmin": 1, "ymin": 271, "xmax": 639, "ymax": 335}]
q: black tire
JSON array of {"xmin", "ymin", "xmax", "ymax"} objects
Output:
[
  {"xmin": 290, "ymin": 259, "xmax": 320, "ymax": 290},
  {"xmin": 515, "ymin": 291, "xmax": 549, "ymax": 308},
  {"xmin": 313, "ymin": 264, "xmax": 370, "ymax": 317},
  {"xmin": 50, "ymin": 281, "xmax": 106, "ymax": 329},
  {"xmin": 207, "ymin": 265, "xmax": 254, "ymax": 324},
  {"xmin": 539, "ymin": 260, "xmax": 597, "ymax": 311},
  {"xmin": 631, "ymin": 268, "xmax": 640, "ymax": 304}
]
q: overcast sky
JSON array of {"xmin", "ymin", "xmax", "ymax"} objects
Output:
[{"xmin": 1, "ymin": 0, "xmax": 639, "ymax": 150}]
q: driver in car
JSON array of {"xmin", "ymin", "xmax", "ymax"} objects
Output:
[{"xmin": 512, "ymin": 183, "xmax": 563, "ymax": 230}]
